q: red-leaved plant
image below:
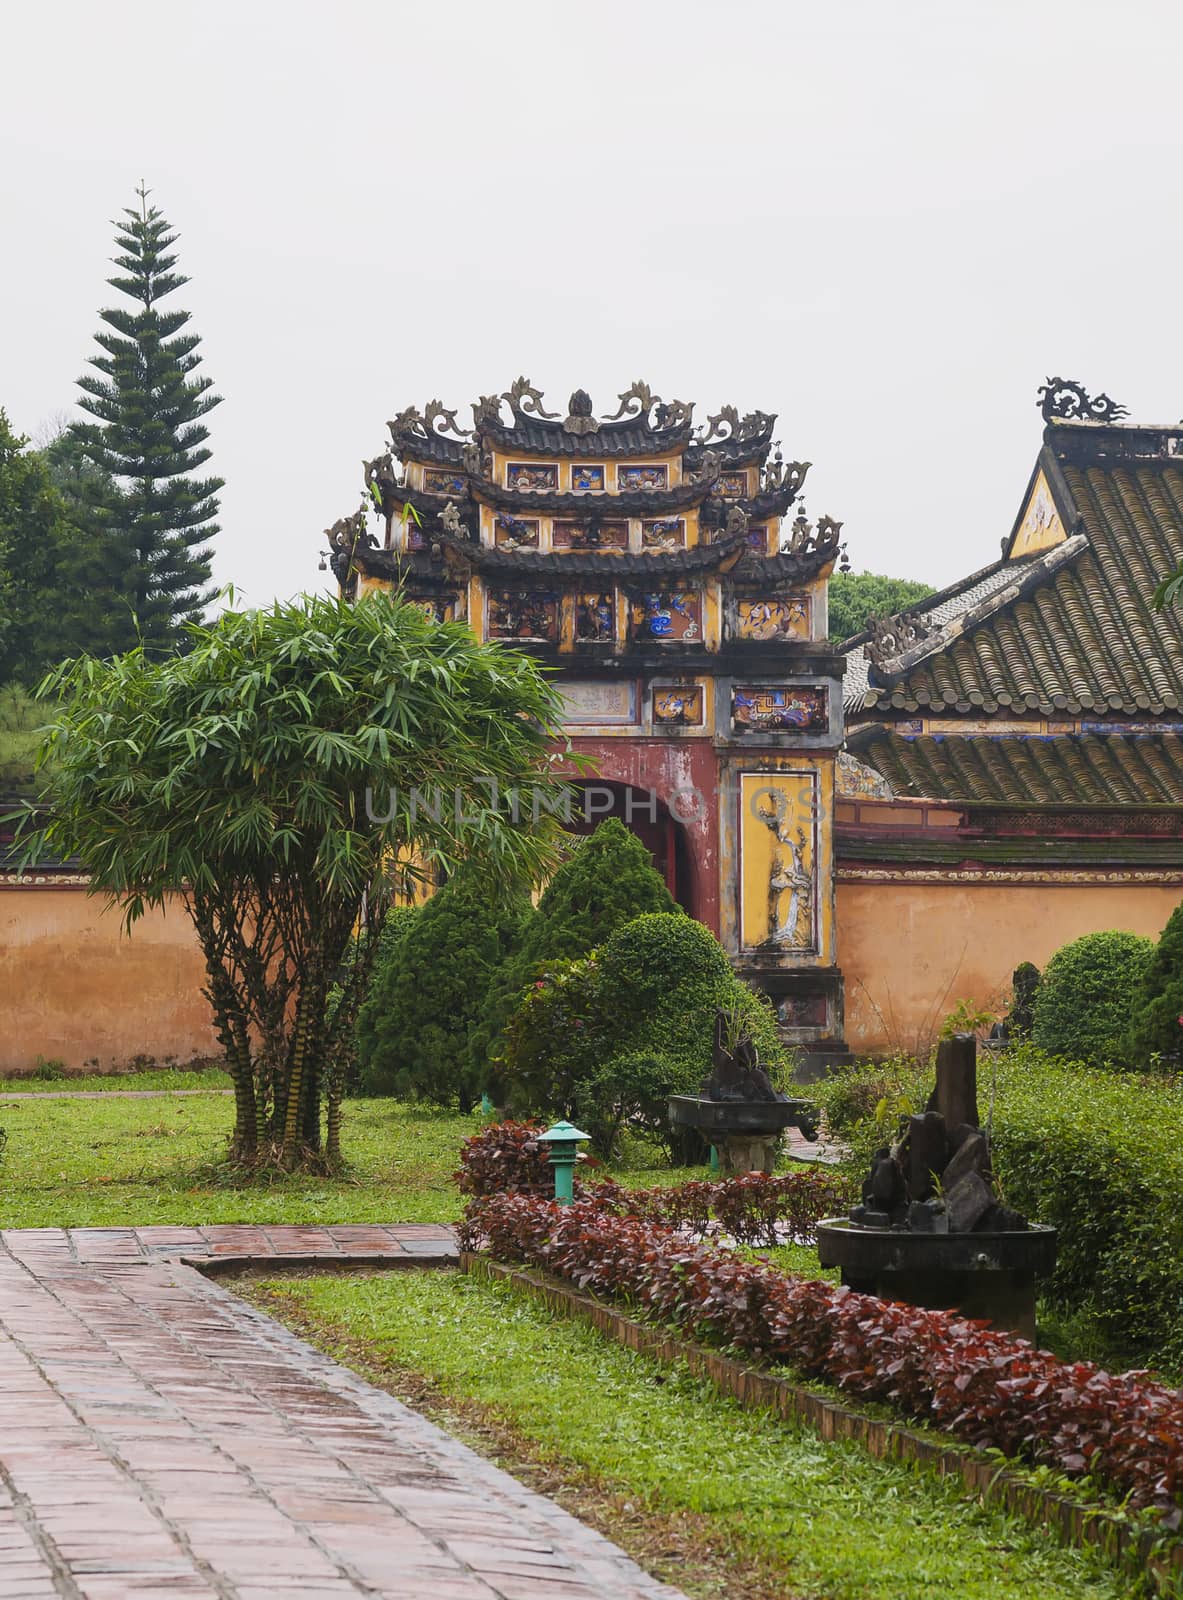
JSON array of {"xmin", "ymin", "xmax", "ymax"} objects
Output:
[
  {"xmin": 456, "ymin": 1122, "xmax": 848, "ymax": 1244},
  {"xmin": 454, "ymin": 1121, "xmax": 554, "ymax": 1198},
  {"xmin": 461, "ymin": 1191, "xmax": 1183, "ymax": 1521}
]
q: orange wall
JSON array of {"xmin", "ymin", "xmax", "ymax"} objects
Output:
[
  {"xmin": 837, "ymin": 877, "xmax": 1183, "ymax": 1057},
  {"xmin": 7, "ymin": 875, "xmax": 1183, "ymax": 1074},
  {"xmin": 0, "ymin": 886, "xmax": 218, "ymax": 1074}
]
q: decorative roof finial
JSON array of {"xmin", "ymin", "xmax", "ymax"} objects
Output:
[
  {"xmin": 1037, "ymin": 378, "xmax": 1128, "ymax": 424},
  {"xmin": 563, "ymin": 388, "xmax": 600, "ymax": 436},
  {"xmin": 864, "ymin": 612, "xmax": 934, "ymax": 671}
]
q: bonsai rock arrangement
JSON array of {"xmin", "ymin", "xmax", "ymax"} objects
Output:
[
  {"xmin": 816, "ymin": 1035, "xmax": 1056, "ymax": 1336},
  {"xmin": 668, "ymin": 1009, "xmax": 818, "ymax": 1175}
]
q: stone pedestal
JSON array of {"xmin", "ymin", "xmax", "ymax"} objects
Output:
[
  {"xmin": 667, "ymin": 1095, "xmax": 817, "ymax": 1177},
  {"xmin": 815, "ymin": 1220, "xmax": 1058, "ymax": 1340},
  {"xmin": 716, "ymin": 1132, "xmax": 782, "ymax": 1176}
]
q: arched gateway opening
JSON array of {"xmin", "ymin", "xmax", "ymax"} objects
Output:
[{"xmin": 564, "ymin": 781, "xmax": 697, "ymax": 916}]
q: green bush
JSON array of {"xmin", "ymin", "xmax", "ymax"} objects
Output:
[
  {"xmin": 805, "ymin": 1056, "xmax": 931, "ymax": 1170},
  {"xmin": 502, "ymin": 912, "xmax": 788, "ymax": 1156},
  {"xmin": 357, "ymin": 869, "xmax": 531, "ymax": 1109},
  {"xmin": 1031, "ymin": 930, "xmax": 1153, "ymax": 1067},
  {"xmin": 470, "ymin": 818, "xmax": 676, "ymax": 1086},
  {"xmin": 988, "ymin": 1045, "xmax": 1183, "ymax": 1370},
  {"xmin": 1124, "ymin": 898, "xmax": 1183, "ymax": 1068}
]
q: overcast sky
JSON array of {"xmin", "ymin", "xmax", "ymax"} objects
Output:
[{"xmin": 4, "ymin": 0, "xmax": 1182, "ymax": 605}]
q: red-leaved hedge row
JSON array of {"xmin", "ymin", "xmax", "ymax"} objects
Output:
[
  {"xmin": 460, "ymin": 1191, "xmax": 1183, "ymax": 1520},
  {"xmin": 454, "ymin": 1121, "xmax": 849, "ymax": 1244},
  {"xmin": 587, "ymin": 1170, "xmax": 851, "ymax": 1246}
]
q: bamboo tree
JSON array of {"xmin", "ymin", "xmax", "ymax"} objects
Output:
[{"xmin": 15, "ymin": 590, "xmax": 572, "ymax": 1171}]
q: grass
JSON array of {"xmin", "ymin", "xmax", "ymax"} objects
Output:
[
  {"xmin": 1, "ymin": 1065, "xmax": 234, "ymax": 1093},
  {"xmin": 245, "ymin": 1269, "xmax": 1137, "ymax": 1600},
  {"xmin": 0, "ymin": 1073, "xmax": 710, "ymax": 1229}
]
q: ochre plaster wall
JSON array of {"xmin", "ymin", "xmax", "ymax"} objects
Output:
[
  {"xmin": 838, "ymin": 877, "xmax": 1183, "ymax": 1056},
  {"xmin": 0, "ymin": 886, "xmax": 218, "ymax": 1074}
]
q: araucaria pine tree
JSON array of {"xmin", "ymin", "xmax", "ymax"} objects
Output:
[{"xmin": 71, "ymin": 185, "xmax": 221, "ymax": 652}]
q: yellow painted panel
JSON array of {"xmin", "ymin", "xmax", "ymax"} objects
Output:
[
  {"xmin": 1009, "ymin": 469, "xmax": 1066, "ymax": 558},
  {"xmin": 738, "ymin": 763, "xmax": 835, "ymax": 961}
]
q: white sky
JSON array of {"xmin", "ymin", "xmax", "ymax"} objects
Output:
[{"xmin": 4, "ymin": 0, "xmax": 1182, "ymax": 604}]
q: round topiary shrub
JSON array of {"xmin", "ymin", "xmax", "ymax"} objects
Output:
[
  {"xmin": 501, "ymin": 911, "xmax": 788, "ymax": 1156},
  {"xmin": 1124, "ymin": 899, "xmax": 1183, "ymax": 1069},
  {"xmin": 1031, "ymin": 930, "xmax": 1153, "ymax": 1068},
  {"xmin": 470, "ymin": 818, "xmax": 677, "ymax": 1086}
]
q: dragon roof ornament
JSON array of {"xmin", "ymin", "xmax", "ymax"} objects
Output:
[
  {"xmin": 388, "ymin": 399, "xmax": 470, "ymax": 442},
  {"xmin": 1038, "ymin": 378, "xmax": 1128, "ymax": 425},
  {"xmin": 863, "ymin": 610, "xmax": 935, "ymax": 672},
  {"xmin": 386, "ymin": 382, "xmax": 789, "ymax": 455},
  {"xmin": 696, "ymin": 403, "xmax": 776, "ymax": 447},
  {"xmin": 781, "ymin": 508, "xmax": 845, "ymax": 565}
]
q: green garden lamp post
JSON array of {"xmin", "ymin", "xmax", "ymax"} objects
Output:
[{"xmin": 538, "ymin": 1120, "xmax": 590, "ymax": 1204}]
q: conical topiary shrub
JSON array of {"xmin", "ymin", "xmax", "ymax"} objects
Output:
[
  {"xmin": 357, "ymin": 865, "xmax": 532, "ymax": 1110},
  {"xmin": 1124, "ymin": 900, "xmax": 1183, "ymax": 1069}
]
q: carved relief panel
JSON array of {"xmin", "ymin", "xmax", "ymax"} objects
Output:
[
  {"xmin": 738, "ymin": 770, "xmax": 821, "ymax": 956},
  {"xmin": 628, "ymin": 590, "xmax": 702, "ymax": 642},
  {"xmin": 732, "ymin": 685, "xmax": 828, "ymax": 735},
  {"xmin": 495, "ymin": 515, "xmax": 540, "ymax": 550},
  {"xmin": 553, "ymin": 520, "xmax": 628, "ymax": 551},
  {"xmin": 574, "ymin": 592, "xmax": 617, "ymax": 643},
  {"xmin": 653, "ymin": 685, "xmax": 706, "ymax": 727},
  {"xmin": 618, "ymin": 464, "xmax": 669, "ymax": 490},
  {"xmin": 487, "ymin": 590, "xmax": 559, "ymax": 643},
  {"xmin": 641, "ymin": 519, "xmax": 686, "ymax": 551},
  {"xmin": 424, "ymin": 468, "xmax": 467, "ymax": 496},
  {"xmin": 731, "ymin": 596, "xmax": 811, "ymax": 642},
  {"xmin": 507, "ymin": 462, "xmax": 558, "ymax": 491}
]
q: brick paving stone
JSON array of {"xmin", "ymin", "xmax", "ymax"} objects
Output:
[{"xmin": 0, "ymin": 1226, "xmax": 686, "ymax": 1599}]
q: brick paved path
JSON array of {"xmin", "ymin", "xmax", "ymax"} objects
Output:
[{"xmin": 0, "ymin": 1226, "xmax": 686, "ymax": 1600}]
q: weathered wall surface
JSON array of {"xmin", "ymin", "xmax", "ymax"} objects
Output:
[
  {"xmin": 837, "ymin": 877, "xmax": 1183, "ymax": 1056},
  {"xmin": 8, "ymin": 872, "xmax": 1182, "ymax": 1074},
  {"xmin": 0, "ymin": 885, "xmax": 218, "ymax": 1074}
]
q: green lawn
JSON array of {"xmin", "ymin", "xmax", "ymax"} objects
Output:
[
  {"xmin": 0, "ymin": 1077, "xmax": 708, "ymax": 1229},
  {"xmin": 0, "ymin": 1087, "xmax": 475, "ymax": 1228},
  {"xmin": 247, "ymin": 1269, "xmax": 1133, "ymax": 1600},
  {"xmin": 1, "ymin": 1066, "xmax": 234, "ymax": 1094}
]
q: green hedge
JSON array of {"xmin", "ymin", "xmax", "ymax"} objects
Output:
[
  {"xmin": 809, "ymin": 1047, "xmax": 1183, "ymax": 1370},
  {"xmin": 987, "ymin": 1047, "xmax": 1183, "ymax": 1369}
]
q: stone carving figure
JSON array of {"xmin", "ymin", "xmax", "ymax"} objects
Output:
[
  {"xmin": 724, "ymin": 504, "xmax": 750, "ymax": 542},
  {"xmin": 438, "ymin": 501, "xmax": 465, "ymax": 538},
  {"xmin": 755, "ymin": 790, "xmax": 813, "ymax": 949}
]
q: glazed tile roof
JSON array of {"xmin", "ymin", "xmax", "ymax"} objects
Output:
[
  {"xmin": 850, "ymin": 727, "xmax": 1183, "ymax": 806},
  {"xmin": 841, "ymin": 559, "xmax": 1023, "ymax": 705},
  {"xmin": 356, "ymin": 525, "xmax": 844, "ymax": 587},
  {"xmin": 478, "ymin": 415, "xmax": 694, "ymax": 459},
  {"xmin": 847, "ymin": 420, "xmax": 1183, "ymax": 716}
]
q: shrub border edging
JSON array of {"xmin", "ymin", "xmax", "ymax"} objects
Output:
[{"xmin": 461, "ymin": 1251, "xmax": 1183, "ymax": 1590}]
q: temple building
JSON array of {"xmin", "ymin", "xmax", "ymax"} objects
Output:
[
  {"xmin": 325, "ymin": 379, "xmax": 851, "ymax": 1051},
  {"xmin": 835, "ymin": 382, "xmax": 1183, "ymax": 1052}
]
